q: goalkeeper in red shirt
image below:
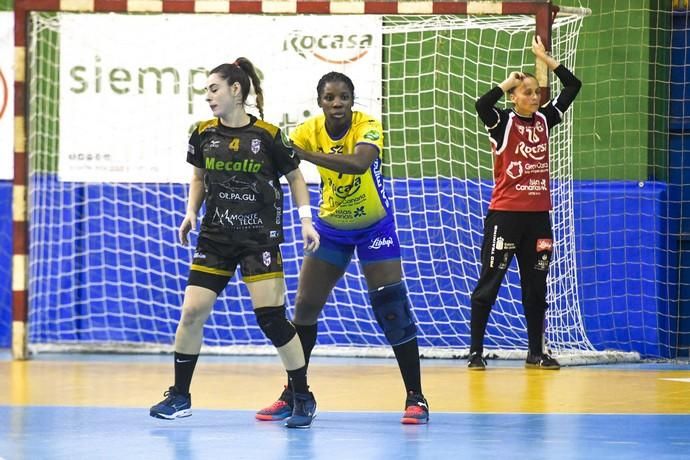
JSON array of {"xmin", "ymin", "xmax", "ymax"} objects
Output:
[{"xmin": 468, "ymin": 36, "xmax": 581, "ymax": 370}]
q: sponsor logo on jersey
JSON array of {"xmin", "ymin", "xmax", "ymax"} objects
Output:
[
  {"xmin": 363, "ymin": 130, "xmax": 381, "ymax": 141},
  {"xmin": 329, "ymin": 176, "xmax": 361, "ymax": 199},
  {"xmin": 534, "ymin": 253, "xmax": 550, "ymax": 271},
  {"xmin": 262, "ymin": 251, "xmax": 271, "ymax": 267},
  {"xmin": 218, "ymin": 191, "xmax": 257, "ymax": 202},
  {"xmin": 205, "ymin": 157, "xmax": 262, "ymax": 173},
  {"xmin": 515, "ymin": 141, "xmax": 547, "ymax": 161},
  {"xmin": 536, "ymin": 239, "xmax": 553, "ymax": 252},
  {"xmin": 371, "ymin": 157, "xmax": 389, "ymax": 207},
  {"xmin": 212, "ymin": 209, "xmax": 264, "ymax": 227},
  {"xmin": 515, "ymin": 179, "xmax": 548, "ymax": 192}
]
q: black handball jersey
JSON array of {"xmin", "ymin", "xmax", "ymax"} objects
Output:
[{"xmin": 186, "ymin": 115, "xmax": 300, "ymax": 247}]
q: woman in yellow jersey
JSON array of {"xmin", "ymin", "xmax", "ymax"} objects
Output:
[{"xmin": 255, "ymin": 72, "xmax": 429, "ymax": 425}]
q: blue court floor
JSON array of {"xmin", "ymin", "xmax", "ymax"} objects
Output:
[{"xmin": 1, "ymin": 351, "xmax": 690, "ymax": 460}]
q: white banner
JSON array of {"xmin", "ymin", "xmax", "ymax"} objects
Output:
[
  {"xmin": 58, "ymin": 13, "xmax": 382, "ymax": 183},
  {"xmin": 0, "ymin": 12, "xmax": 13, "ymax": 181}
]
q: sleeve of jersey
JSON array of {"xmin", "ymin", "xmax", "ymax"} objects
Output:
[
  {"xmin": 186, "ymin": 128, "xmax": 204, "ymax": 168},
  {"xmin": 355, "ymin": 119, "xmax": 384, "ymax": 154},
  {"xmin": 475, "ymin": 86, "xmax": 504, "ymax": 129},
  {"xmin": 272, "ymin": 129, "xmax": 301, "ymax": 176},
  {"xmin": 551, "ymin": 65, "xmax": 582, "ymax": 114}
]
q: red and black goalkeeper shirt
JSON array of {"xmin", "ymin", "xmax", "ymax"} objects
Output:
[{"xmin": 475, "ymin": 65, "xmax": 581, "ymax": 212}]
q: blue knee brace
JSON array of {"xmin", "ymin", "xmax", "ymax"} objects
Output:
[{"xmin": 369, "ymin": 282, "xmax": 417, "ymax": 346}]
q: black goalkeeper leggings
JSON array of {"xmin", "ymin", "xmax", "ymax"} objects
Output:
[{"xmin": 469, "ymin": 210, "xmax": 553, "ymax": 356}]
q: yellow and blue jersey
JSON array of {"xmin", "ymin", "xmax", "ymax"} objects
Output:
[{"xmin": 291, "ymin": 111, "xmax": 391, "ymax": 230}]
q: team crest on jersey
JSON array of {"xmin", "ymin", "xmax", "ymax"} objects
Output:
[
  {"xmin": 251, "ymin": 139, "xmax": 261, "ymax": 154},
  {"xmin": 363, "ymin": 130, "xmax": 381, "ymax": 141},
  {"xmin": 262, "ymin": 251, "xmax": 271, "ymax": 267}
]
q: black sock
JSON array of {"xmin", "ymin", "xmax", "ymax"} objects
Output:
[
  {"xmin": 287, "ymin": 324, "xmax": 318, "ymax": 390},
  {"xmin": 173, "ymin": 352, "xmax": 199, "ymax": 395},
  {"xmin": 470, "ymin": 302, "xmax": 491, "ymax": 354},
  {"xmin": 287, "ymin": 365, "xmax": 309, "ymax": 394},
  {"xmin": 525, "ymin": 307, "xmax": 546, "ymax": 356},
  {"xmin": 296, "ymin": 323, "xmax": 318, "ymax": 364},
  {"xmin": 392, "ymin": 338, "xmax": 422, "ymax": 395}
]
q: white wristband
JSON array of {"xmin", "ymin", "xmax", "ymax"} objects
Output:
[{"xmin": 298, "ymin": 205, "xmax": 312, "ymax": 220}]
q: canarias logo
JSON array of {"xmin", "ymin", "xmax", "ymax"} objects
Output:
[{"xmin": 283, "ymin": 32, "xmax": 374, "ymax": 64}]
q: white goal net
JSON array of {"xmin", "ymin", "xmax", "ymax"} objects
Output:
[{"xmin": 25, "ymin": 10, "xmax": 637, "ymax": 363}]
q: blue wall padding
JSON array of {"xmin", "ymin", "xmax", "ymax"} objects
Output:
[
  {"xmin": 0, "ymin": 181, "xmax": 11, "ymax": 348},
  {"xmin": 574, "ymin": 181, "xmax": 676, "ymax": 358},
  {"xmin": 0, "ymin": 175, "xmax": 676, "ymax": 358}
]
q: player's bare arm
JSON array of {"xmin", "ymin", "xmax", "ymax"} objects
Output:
[{"xmin": 292, "ymin": 143, "xmax": 379, "ymax": 175}]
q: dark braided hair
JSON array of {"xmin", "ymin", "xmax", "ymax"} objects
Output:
[
  {"xmin": 210, "ymin": 57, "xmax": 265, "ymax": 119},
  {"xmin": 316, "ymin": 71, "xmax": 355, "ymax": 102}
]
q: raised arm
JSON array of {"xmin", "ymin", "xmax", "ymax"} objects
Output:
[
  {"xmin": 532, "ymin": 35, "xmax": 581, "ymax": 110},
  {"xmin": 475, "ymin": 71, "xmax": 526, "ymax": 127}
]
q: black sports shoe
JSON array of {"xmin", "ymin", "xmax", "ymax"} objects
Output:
[
  {"xmin": 525, "ymin": 352, "xmax": 561, "ymax": 370},
  {"xmin": 467, "ymin": 351, "xmax": 487, "ymax": 370},
  {"xmin": 401, "ymin": 391, "xmax": 429, "ymax": 424},
  {"xmin": 285, "ymin": 391, "xmax": 317, "ymax": 428},
  {"xmin": 150, "ymin": 386, "xmax": 192, "ymax": 419}
]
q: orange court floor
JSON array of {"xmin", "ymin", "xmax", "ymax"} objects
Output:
[{"xmin": 1, "ymin": 352, "xmax": 690, "ymax": 459}]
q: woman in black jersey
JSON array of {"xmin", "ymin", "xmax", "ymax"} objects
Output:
[
  {"xmin": 468, "ymin": 36, "xmax": 581, "ymax": 371},
  {"xmin": 150, "ymin": 58, "xmax": 320, "ymax": 429}
]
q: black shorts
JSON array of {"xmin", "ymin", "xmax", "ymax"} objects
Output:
[{"xmin": 187, "ymin": 237, "xmax": 284, "ymax": 294}]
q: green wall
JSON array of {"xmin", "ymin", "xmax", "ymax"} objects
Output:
[
  {"xmin": 25, "ymin": 3, "xmax": 670, "ymax": 181},
  {"xmin": 557, "ymin": 0, "xmax": 669, "ymax": 180}
]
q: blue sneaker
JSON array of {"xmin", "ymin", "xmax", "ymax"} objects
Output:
[
  {"xmin": 285, "ymin": 391, "xmax": 317, "ymax": 429},
  {"xmin": 256, "ymin": 386, "xmax": 293, "ymax": 421},
  {"xmin": 401, "ymin": 391, "xmax": 429, "ymax": 425},
  {"xmin": 150, "ymin": 386, "xmax": 192, "ymax": 420}
]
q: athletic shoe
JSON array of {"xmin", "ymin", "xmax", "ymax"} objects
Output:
[
  {"xmin": 150, "ymin": 386, "xmax": 192, "ymax": 420},
  {"xmin": 467, "ymin": 351, "xmax": 487, "ymax": 370},
  {"xmin": 285, "ymin": 391, "xmax": 317, "ymax": 428},
  {"xmin": 255, "ymin": 386, "xmax": 293, "ymax": 421},
  {"xmin": 401, "ymin": 391, "xmax": 429, "ymax": 425},
  {"xmin": 525, "ymin": 352, "xmax": 561, "ymax": 370}
]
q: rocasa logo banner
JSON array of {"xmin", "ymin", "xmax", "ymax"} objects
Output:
[
  {"xmin": 284, "ymin": 32, "xmax": 374, "ymax": 64},
  {"xmin": 0, "ymin": 12, "xmax": 13, "ymax": 181},
  {"xmin": 57, "ymin": 13, "xmax": 382, "ymax": 184}
]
